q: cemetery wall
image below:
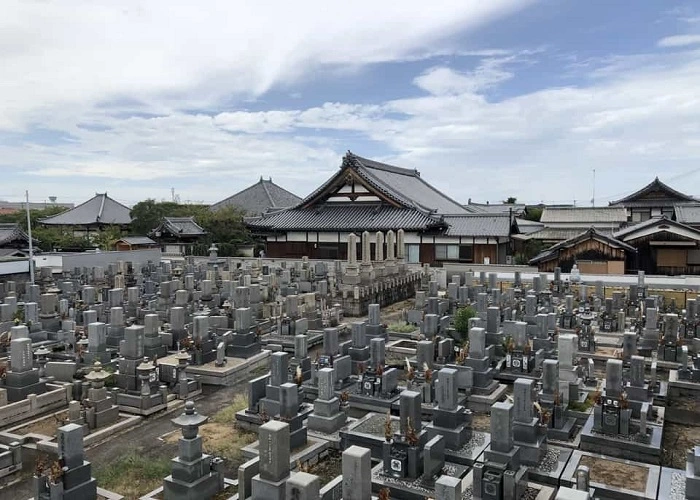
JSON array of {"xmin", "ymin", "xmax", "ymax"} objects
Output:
[
  {"xmin": 60, "ymin": 249, "xmax": 162, "ymax": 271},
  {"xmin": 0, "ymin": 259, "xmax": 30, "ymax": 276}
]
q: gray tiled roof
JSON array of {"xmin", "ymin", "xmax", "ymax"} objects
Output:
[
  {"xmin": 443, "ymin": 214, "xmax": 512, "ymax": 237},
  {"xmin": 674, "ymin": 204, "xmax": 700, "ymax": 225},
  {"xmin": 613, "ymin": 216, "xmax": 700, "ymax": 240},
  {"xmin": 529, "ymin": 227, "xmax": 636, "ymax": 265},
  {"xmin": 0, "ymin": 223, "xmax": 35, "ymax": 246},
  {"xmin": 247, "ymin": 204, "xmax": 444, "ymax": 232},
  {"xmin": 609, "ymin": 177, "xmax": 698, "ymax": 206},
  {"xmin": 210, "ymin": 178, "xmax": 302, "ymax": 215},
  {"xmin": 514, "ymin": 218, "xmax": 545, "ymax": 234},
  {"xmin": 464, "ymin": 203, "xmax": 526, "ymax": 215},
  {"xmin": 513, "ymin": 227, "xmax": 615, "ymax": 242},
  {"xmin": 39, "ymin": 193, "xmax": 132, "ymax": 226},
  {"xmin": 153, "ymin": 217, "xmax": 206, "ymax": 237},
  {"xmin": 540, "ymin": 207, "xmax": 628, "ymax": 224},
  {"xmin": 299, "ymin": 152, "xmax": 469, "ymax": 215},
  {"xmin": 117, "ymin": 236, "xmax": 157, "ymax": 245}
]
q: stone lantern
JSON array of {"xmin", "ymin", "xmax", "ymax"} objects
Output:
[
  {"xmin": 84, "ymin": 361, "xmax": 110, "ymax": 390},
  {"xmin": 34, "ymin": 347, "xmax": 50, "ymax": 378},
  {"xmin": 137, "ymin": 357, "xmax": 156, "ymax": 397}
]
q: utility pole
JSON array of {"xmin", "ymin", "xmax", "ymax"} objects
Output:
[{"xmin": 25, "ymin": 191, "xmax": 35, "ymax": 285}]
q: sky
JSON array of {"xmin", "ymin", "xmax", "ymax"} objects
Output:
[{"xmin": 2, "ymin": 0, "xmax": 700, "ymax": 208}]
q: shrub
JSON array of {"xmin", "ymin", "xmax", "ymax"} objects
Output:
[{"xmin": 454, "ymin": 306, "xmax": 477, "ymax": 340}]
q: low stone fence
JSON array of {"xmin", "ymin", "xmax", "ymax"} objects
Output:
[{"xmin": 0, "ymin": 384, "xmax": 70, "ymax": 430}]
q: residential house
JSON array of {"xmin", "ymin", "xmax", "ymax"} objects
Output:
[
  {"xmin": 609, "ymin": 177, "xmax": 698, "ymax": 223},
  {"xmin": 613, "ymin": 216, "xmax": 700, "ymax": 276},
  {"xmin": 529, "ymin": 227, "xmax": 636, "ymax": 274}
]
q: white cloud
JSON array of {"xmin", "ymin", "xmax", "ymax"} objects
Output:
[
  {"xmin": 3, "ymin": 1, "xmax": 700, "ymax": 207},
  {"xmin": 657, "ymin": 34, "xmax": 700, "ymax": 47},
  {"xmin": 0, "ymin": 0, "xmax": 532, "ymax": 130}
]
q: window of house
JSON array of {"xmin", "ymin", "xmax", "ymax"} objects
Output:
[
  {"xmin": 661, "ymin": 208, "xmax": 674, "ymax": 219},
  {"xmin": 406, "ymin": 244, "xmax": 420, "ymax": 263},
  {"xmin": 435, "ymin": 244, "xmax": 459, "ymax": 261},
  {"xmin": 632, "ymin": 210, "xmax": 651, "ymax": 222},
  {"xmin": 459, "ymin": 245, "xmax": 474, "ymax": 261}
]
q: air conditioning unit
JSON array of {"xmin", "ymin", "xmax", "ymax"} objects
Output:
[{"xmin": 506, "ymin": 255, "xmax": 514, "ymax": 265}]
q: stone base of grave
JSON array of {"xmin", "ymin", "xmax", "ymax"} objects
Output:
[
  {"xmin": 579, "ymin": 414, "xmax": 663, "ymax": 464},
  {"xmin": 308, "ymin": 411, "xmax": 347, "ymax": 435},
  {"xmin": 424, "ymin": 422, "xmax": 469, "ymax": 450},
  {"xmin": 442, "ymin": 431, "xmax": 491, "ymax": 466},
  {"xmin": 459, "ymin": 469, "xmax": 557, "ymax": 500},
  {"xmin": 4, "ymin": 381, "xmax": 48, "ymax": 404},
  {"xmin": 160, "ymin": 350, "xmax": 270, "ymax": 386},
  {"xmin": 561, "ymin": 450, "xmax": 661, "ymax": 500},
  {"xmin": 116, "ymin": 391, "xmax": 169, "ymax": 416},
  {"xmin": 668, "ymin": 370, "xmax": 700, "ymax": 399},
  {"xmin": 163, "ymin": 470, "xmax": 223, "ymax": 500},
  {"xmin": 82, "ymin": 351, "xmax": 112, "ymax": 365},
  {"xmin": 484, "ymin": 444, "xmax": 522, "ymax": 470},
  {"xmin": 340, "ymin": 413, "xmax": 402, "ymax": 460},
  {"xmin": 526, "ymin": 445, "xmax": 573, "ymax": 486},
  {"xmin": 370, "ymin": 461, "xmax": 469, "ymax": 500},
  {"xmin": 658, "ymin": 467, "xmax": 688, "ymax": 500},
  {"xmin": 467, "ymin": 383, "xmax": 508, "ymax": 413},
  {"xmin": 546, "ymin": 417, "xmax": 577, "ymax": 441},
  {"xmin": 0, "ymin": 443, "xmax": 21, "ymax": 479}
]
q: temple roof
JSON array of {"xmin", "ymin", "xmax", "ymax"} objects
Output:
[
  {"xmin": 247, "ymin": 204, "xmax": 444, "ymax": 232},
  {"xmin": 39, "ymin": 193, "xmax": 132, "ymax": 226},
  {"xmin": 210, "ymin": 177, "xmax": 302, "ymax": 215},
  {"xmin": 298, "ymin": 152, "xmax": 469, "ymax": 215},
  {"xmin": 609, "ymin": 177, "xmax": 698, "ymax": 207},
  {"xmin": 151, "ymin": 217, "xmax": 206, "ymax": 237},
  {"xmin": 0, "ymin": 223, "xmax": 36, "ymax": 246}
]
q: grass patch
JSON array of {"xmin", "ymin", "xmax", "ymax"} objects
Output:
[
  {"xmin": 95, "ymin": 451, "xmax": 171, "ymax": 499},
  {"xmin": 568, "ymin": 394, "xmax": 594, "ymax": 412},
  {"xmin": 387, "ymin": 322, "xmax": 417, "ymax": 333},
  {"xmin": 164, "ymin": 393, "xmax": 256, "ymax": 469}
]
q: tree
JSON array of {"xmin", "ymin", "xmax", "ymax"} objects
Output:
[
  {"xmin": 523, "ymin": 207, "xmax": 543, "ymax": 222},
  {"xmin": 503, "ymin": 197, "xmax": 518, "ymax": 204},
  {"xmin": 453, "ymin": 306, "xmax": 477, "ymax": 341},
  {"xmin": 0, "ymin": 206, "xmax": 90, "ymax": 252},
  {"xmin": 129, "ymin": 199, "xmax": 253, "ymax": 256}
]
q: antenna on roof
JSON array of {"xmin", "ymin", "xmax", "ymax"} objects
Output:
[{"xmin": 591, "ymin": 169, "xmax": 596, "ymax": 207}]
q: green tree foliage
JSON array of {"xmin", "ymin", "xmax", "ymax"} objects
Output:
[
  {"xmin": 129, "ymin": 200, "xmax": 253, "ymax": 256},
  {"xmin": 0, "ymin": 206, "xmax": 91, "ymax": 252},
  {"xmin": 453, "ymin": 306, "xmax": 477, "ymax": 340},
  {"xmin": 503, "ymin": 197, "xmax": 518, "ymax": 204},
  {"xmin": 523, "ymin": 207, "xmax": 543, "ymax": 222}
]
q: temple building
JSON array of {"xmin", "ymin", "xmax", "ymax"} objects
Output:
[
  {"xmin": 38, "ymin": 192, "xmax": 132, "ymax": 236},
  {"xmin": 150, "ymin": 216, "xmax": 207, "ymax": 257},
  {"xmin": 210, "ymin": 177, "xmax": 302, "ymax": 216},
  {"xmin": 247, "ymin": 152, "xmax": 518, "ymax": 265},
  {"xmin": 0, "ymin": 223, "xmax": 37, "ymax": 258}
]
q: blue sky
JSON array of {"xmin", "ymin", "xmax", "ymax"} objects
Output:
[{"xmin": 1, "ymin": 0, "xmax": 700, "ymax": 207}]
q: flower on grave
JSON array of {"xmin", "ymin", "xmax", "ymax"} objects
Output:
[
  {"xmin": 405, "ymin": 418, "xmax": 419, "ymax": 447},
  {"xmin": 384, "ymin": 411, "xmax": 393, "ymax": 443},
  {"xmin": 378, "ymin": 488, "xmax": 391, "ymax": 500},
  {"xmin": 294, "ymin": 366, "xmax": 303, "ymax": 387},
  {"xmin": 34, "ymin": 454, "xmax": 48, "ymax": 477}
]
